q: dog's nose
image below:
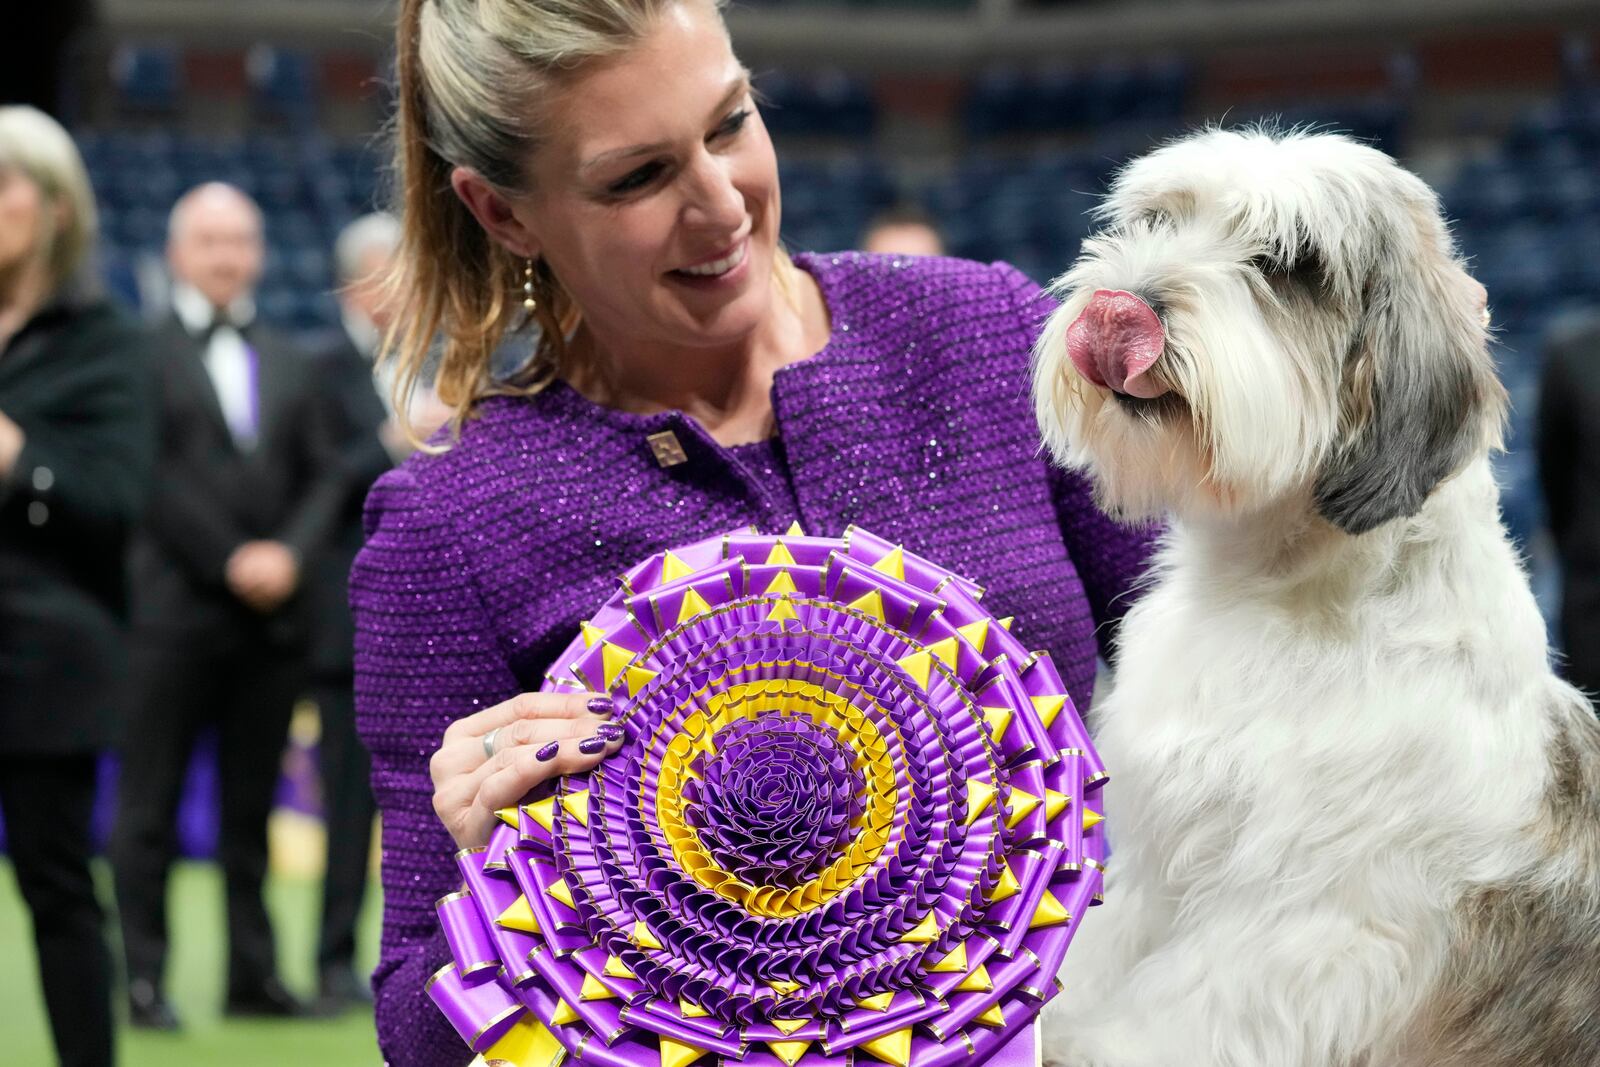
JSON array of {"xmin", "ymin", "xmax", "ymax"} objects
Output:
[{"xmin": 1064, "ymin": 289, "xmax": 1169, "ymax": 399}]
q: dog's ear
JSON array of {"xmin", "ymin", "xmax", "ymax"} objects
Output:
[{"xmin": 1312, "ymin": 211, "xmax": 1507, "ymax": 535}]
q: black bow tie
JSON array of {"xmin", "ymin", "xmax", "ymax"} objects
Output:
[{"xmin": 201, "ymin": 312, "xmax": 250, "ymax": 342}]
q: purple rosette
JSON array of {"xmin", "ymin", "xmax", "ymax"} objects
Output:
[{"xmin": 427, "ymin": 525, "xmax": 1109, "ymax": 1067}]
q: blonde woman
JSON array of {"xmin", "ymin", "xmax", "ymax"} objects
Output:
[
  {"xmin": 0, "ymin": 105, "xmax": 154, "ymax": 1067},
  {"xmin": 352, "ymin": 3, "xmax": 1157, "ymax": 1063}
]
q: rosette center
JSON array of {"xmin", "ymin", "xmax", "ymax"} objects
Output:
[{"xmin": 684, "ymin": 716, "xmax": 866, "ymax": 886}]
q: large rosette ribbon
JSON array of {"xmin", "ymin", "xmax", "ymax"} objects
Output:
[{"xmin": 427, "ymin": 525, "xmax": 1108, "ymax": 1067}]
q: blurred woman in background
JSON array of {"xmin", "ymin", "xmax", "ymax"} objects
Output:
[{"xmin": 0, "ymin": 104, "xmax": 156, "ymax": 1067}]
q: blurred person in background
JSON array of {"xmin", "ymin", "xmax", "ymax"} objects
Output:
[
  {"xmin": 860, "ymin": 202, "xmax": 945, "ymax": 258},
  {"xmin": 1538, "ymin": 322, "xmax": 1600, "ymax": 704},
  {"xmin": 306, "ymin": 211, "xmax": 447, "ymax": 1012},
  {"xmin": 0, "ymin": 104, "xmax": 154, "ymax": 1067},
  {"xmin": 111, "ymin": 181, "xmax": 344, "ymax": 1029}
]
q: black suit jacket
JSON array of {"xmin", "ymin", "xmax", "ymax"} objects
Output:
[
  {"xmin": 0, "ymin": 297, "xmax": 156, "ymax": 754},
  {"xmin": 129, "ymin": 313, "xmax": 344, "ymax": 652},
  {"xmin": 1538, "ymin": 320, "xmax": 1600, "ymax": 692},
  {"xmin": 307, "ymin": 329, "xmax": 393, "ymax": 677}
]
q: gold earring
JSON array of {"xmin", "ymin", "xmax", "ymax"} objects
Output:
[{"xmin": 523, "ymin": 258, "xmax": 538, "ymax": 314}]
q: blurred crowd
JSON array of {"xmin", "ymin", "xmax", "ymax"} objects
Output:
[{"xmin": 0, "ymin": 104, "xmax": 449, "ymax": 1065}]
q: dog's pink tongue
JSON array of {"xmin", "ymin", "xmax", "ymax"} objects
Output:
[{"xmin": 1064, "ymin": 289, "xmax": 1168, "ymax": 399}]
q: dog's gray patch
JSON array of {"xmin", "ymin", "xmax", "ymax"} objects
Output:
[
  {"xmin": 1313, "ymin": 217, "xmax": 1505, "ymax": 535},
  {"xmin": 1404, "ymin": 694, "xmax": 1600, "ymax": 1066},
  {"xmin": 1313, "ymin": 316, "xmax": 1486, "ymax": 535}
]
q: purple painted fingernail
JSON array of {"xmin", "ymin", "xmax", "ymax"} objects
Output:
[
  {"xmin": 586, "ymin": 696, "xmax": 614, "ymax": 717},
  {"xmin": 595, "ymin": 723, "xmax": 624, "ymax": 743},
  {"xmin": 535, "ymin": 741, "xmax": 560, "ymax": 761},
  {"xmin": 578, "ymin": 736, "xmax": 607, "ymax": 755}
]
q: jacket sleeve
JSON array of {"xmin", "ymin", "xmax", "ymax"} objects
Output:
[
  {"xmin": 141, "ymin": 336, "xmax": 250, "ymax": 587},
  {"xmin": 992, "ymin": 260, "xmax": 1163, "ymax": 662},
  {"xmin": 278, "ymin": 355, "xmax": 355, "ymax": 560},
  {"xmin": 144, "ymin": 469, "xmax": 249, "ymax": 586},
  {"xmin": 352, "ymin": 464, "xmax": 522, "ymax": 1067},
  {"xmin": 328, "ymin": 353, "xmax": 399, "ymax": 512},
  {"xmin": 1, "ymin": 312, "xmax": 157, "ymax": 549}
]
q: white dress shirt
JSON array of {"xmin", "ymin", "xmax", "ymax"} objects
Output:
[{"xmin": 173, "ymin": 283, "xmax": 259, "ymax": 448}]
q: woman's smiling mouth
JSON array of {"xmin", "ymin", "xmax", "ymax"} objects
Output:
[{"xmin": 674, "ymin": 238, "xmax": 748, "ymax": 278}]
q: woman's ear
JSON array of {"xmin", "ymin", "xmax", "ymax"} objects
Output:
[{"xmin": 450, "ymin": 166, "xmax": 541, "ymax": 260}]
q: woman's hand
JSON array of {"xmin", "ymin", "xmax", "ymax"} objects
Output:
[
  {"xmin": 0, "ymin": 410, "xmax": 24, "ymax": 479},
  {"xmin": 429, "ymin": 691, "xmax": 623, "ymax": 849}
]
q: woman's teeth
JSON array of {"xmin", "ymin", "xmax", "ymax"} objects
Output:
[{"xmin": 679, "ymin": 243, "xmax": 746, "ymax": 277}]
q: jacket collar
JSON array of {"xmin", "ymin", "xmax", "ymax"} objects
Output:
[{"xmin": 172, "ymin": 282, "xmax": 256, "ymax": 338}]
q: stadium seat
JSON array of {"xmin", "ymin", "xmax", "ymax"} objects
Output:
[
  {"xmin": 110, "ymin": 43, "xmax": 183, "ymax": 114},
  {"xmin": 247, "ymin": 45, "xmax": 319, "ymax": 125}
]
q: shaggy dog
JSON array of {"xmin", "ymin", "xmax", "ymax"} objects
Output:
[{"xmin": 1032, "ymin": 128, "xmax": 1600, "ymax": 1067}]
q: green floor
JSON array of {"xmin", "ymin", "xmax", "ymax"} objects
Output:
[{"xmin": 0, "ymin": 859, "xmax": 383, "ymax": 1066}]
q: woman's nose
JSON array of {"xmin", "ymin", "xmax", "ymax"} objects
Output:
[{"xmin": 682, "ymin": 154, "xmax": 744, "ymax": 232}]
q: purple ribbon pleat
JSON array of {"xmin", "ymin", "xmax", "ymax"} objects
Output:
[
  {"xmin": 427, "ymin": 962, "xmax": 525, "ymax": 1051},
  {"xmin": 437, "ymin": 890, "xmax": 500, "ymax": 985}
]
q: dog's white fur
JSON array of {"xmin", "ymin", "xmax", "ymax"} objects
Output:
[{"xmin": 1033, "ymin": 129, "xmax": 1600, "ymax": 1067}]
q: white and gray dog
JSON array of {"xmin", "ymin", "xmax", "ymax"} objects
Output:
[{"xmin": 1032, "ymin": 128, "xmax": 1600, "ymax": 1067}]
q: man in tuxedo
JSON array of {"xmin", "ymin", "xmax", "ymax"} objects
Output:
[
  {"xmin": 112, "ymin": 182, "xmax": 343, "ymax": 1028},
  {"xmin": 1539, "ymin": 320, "xmax": 1600, "ymax": 702}
]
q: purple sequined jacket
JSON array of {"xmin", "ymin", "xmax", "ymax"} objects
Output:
[{"xmin": 351, "ymin": 252, "xmax": 1157, "ymax": 1065}]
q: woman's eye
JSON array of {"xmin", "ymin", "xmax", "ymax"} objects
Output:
[
  {"xmin": 608, "ymin": 162, "xmax": 664, "ymax": 196},
  {"xmin": 601, "ymin": 108, "xmax": 748, "ymax": 197},
  {"xmin": 714, "ymin": 108, "xmax": 751, "ymax": 140}
]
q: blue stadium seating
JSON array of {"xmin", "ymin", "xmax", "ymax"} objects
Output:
[
  {"xmin": 74, "ymin": 58, "xmax": 1600, "ymax": 566},
  {"xmin": 247, "ymin": 46, "xmax": 319, "ymax": 125},
  {"xmin": 756, "ymin": 70, "xmax": 877, "ymax": 139},
  {"xmin": 110, "ymin": 43, "xmax": 183, "ymax": 114},
  {"xmin": 963, "ymin": 58, "xmax": 1190, "ymax": 139}
]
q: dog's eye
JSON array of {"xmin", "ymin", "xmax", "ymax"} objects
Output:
[
  {"xmin": 1252, "ymin": 245, "xmax": 1326, "ymax": 289},
  {"xmin": 1137, "ymin": 209, "xmax": 1175, "ymax": 229}
]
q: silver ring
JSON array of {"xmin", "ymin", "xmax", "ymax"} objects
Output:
[{"xmin": 483, "ymin": 727, "xmax": 503, "ymax": 760}]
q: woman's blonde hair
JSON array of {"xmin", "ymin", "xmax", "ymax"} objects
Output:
[
  {"xmin": 388, "ymin": 0, "xmax": 794, "ymax": 437},
  {"xmin": 0, "ymin": 106, "xmax": 98, "ymax": 298}
]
